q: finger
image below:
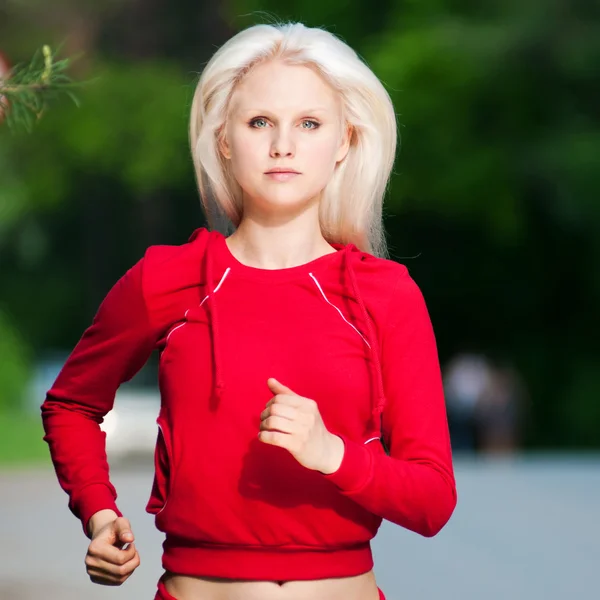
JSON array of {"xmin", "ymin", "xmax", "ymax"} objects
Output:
[
  {"xmin": 260, "ymin": 403, "xmax": 298, "ymax": 422},
  {"xmin": 113, "ymin": 518, "xmax": 135, "ymax": 545},
  {"xmin": 88, "ymin": 557, "xmax": 138, "ymax": 586},
  {"xmin": 258, "ymin": 430, "xmax": 291, "ymax": 448},
  {"xmin": 89, "ymin": 539, "xmax": 137, "ymax": 566},
  {"xmin": 267, "ymin": 378, "xmax": 297, "ymax": 396},
  {"xmin": 267, "ymin": 394, "xmax": 304, "ymax": 409},
  {"xmin": 89, "ymin": 572, "xmax": 124, "ymax": 586},
  {"xmin": 87, "ymin": 562, "xmax": 135, "ymax": 584},
  {"xmin": 259, "ymin": 415, "xmax": 296, "ymax": 434},
  {"xmin": 87, "ymin": 550, "xmax": 140, "ymax": 579}
]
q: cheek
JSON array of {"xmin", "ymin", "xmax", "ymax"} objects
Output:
[
  {"xmin": 230, "ymin": 156, "xmax": 253, "ymax": 184},
  {"xmin": 302, "ymin": 139, "xmax": 339, "ymax": 180},
  {"xmin": 229, "ymin": 138, "xmax": 262, "ymax": 183}
]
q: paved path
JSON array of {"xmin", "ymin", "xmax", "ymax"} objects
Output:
[{"xmin": 1, "ymin": 453, "xmax": 598, "ymax": 600}]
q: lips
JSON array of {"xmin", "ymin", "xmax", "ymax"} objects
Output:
[
  {"xmin": 265, "ymin": 171, "xmax": 300, "ymax": 181},
  {"xmin": 265, "ymin": 170, "xmax": 300, "ymax": 174}
]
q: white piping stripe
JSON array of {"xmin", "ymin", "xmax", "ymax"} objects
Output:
[
  {"xmin": 165, "ymin": 268, "xmax": 231, "ymax": 343},
  {"xmin": 364, "ymin": 436, "xmax": 380, "ymax": 445},
  {"xmin": 166, "ymin": 322, "xmax": 186, "ymax": 343},
  {"xmin": 213, "ymin": 267, "xmax": 231, "ymax": 292},
  {"xmin": 308, "ymin": 272, "xmax": 371, "ymax": 349}
]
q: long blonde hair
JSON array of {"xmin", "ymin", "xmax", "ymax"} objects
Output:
[{"xmin": 189, "ymin": 21, "xmax": 397, "ymax": 257}]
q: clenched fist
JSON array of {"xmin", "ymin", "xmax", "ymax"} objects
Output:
[
  {"xmin": 85, "ymin": 510, "xmax": 140, "ymax": 586},
  {"xmin": 259, "ymin": 378, "xmax": 345, "ymax": 474}
]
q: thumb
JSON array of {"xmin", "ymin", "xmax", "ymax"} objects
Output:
[
  {"xmin": 113, "ymin": 517, "xmax": 135, "ymax": 545},
  {"xmin": 267, "ymin": 377, "xmax": 296, "ymax": 396}
]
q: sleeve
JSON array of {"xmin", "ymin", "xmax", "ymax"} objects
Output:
[
  {"xmin": 323, "ymin": 266, "xmax": 457, "ymax": 537},
  {"xmin": 41, "ymin": 255, "xmax": 157, "ymax": 536}
]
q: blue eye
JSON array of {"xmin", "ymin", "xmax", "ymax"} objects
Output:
[
  {"xmin": 249, "ymin": 118, "xmax": 268, "ymax": 128},
  {"xmin": 301, "ymin": 120, "xmax": 320, "ymax": 130}
]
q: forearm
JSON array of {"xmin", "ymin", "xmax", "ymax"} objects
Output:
[
  {"xmin": 324, "ymin": 435, "xmax": 456, "ymax": 537},
  {"xmin": 42, "ymin": 399, "xmax": 123, "ymax": 533}
]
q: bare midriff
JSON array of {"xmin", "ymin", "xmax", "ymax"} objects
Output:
[{"xmin": 163, "ymin": 570, "xmax": 380, "ymax": 600}]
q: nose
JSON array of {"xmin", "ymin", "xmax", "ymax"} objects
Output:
[{"xmin": 270, "ymin": 127, "xmax": 295, "ymax": 158}]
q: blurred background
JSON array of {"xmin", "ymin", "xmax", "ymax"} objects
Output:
[{"xmin": 0, "ymin": 1, "xmax": 598, "ymax": 599}]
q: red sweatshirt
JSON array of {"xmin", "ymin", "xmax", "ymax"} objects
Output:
[{"xmin": 42, "ymin": 227, "xmax": 457, "ymax": 581}]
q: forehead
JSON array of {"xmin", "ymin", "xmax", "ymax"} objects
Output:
[{"xmin": 230, "ymin": 61, "xmax": 340, "ymax": 114}]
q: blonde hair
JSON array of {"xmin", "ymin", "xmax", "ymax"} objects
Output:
[{"xmin": 189, "ymin": 21, "xmax": 397, "ymax": 257}]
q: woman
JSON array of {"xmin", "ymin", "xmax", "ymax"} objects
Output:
[{"xmin": 42, "ymin": 21, "xmax": 457, "ymax": 600}]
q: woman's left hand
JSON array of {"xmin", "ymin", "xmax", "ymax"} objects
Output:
[{"xmin": 259, "ymin": 378, "xmax": 345, "ymax": 474}]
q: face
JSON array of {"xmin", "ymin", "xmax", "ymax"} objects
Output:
[{"xmin": 219, "ymin": 60, "xmax": 352, "ymax": 219}]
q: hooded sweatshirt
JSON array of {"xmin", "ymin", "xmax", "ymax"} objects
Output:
[{"xmin": 41, "ymin": 227, "xmax": 457, "ymax": 581}]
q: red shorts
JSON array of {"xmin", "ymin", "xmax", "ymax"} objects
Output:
[{"xmin": 155, "ymin": 578, "xmax": 386, "ymax": 599}]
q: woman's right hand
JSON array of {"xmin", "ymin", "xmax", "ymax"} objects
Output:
[{"xmin": 85, "ymin": 510, "xmax": 141, "ymax": 586}]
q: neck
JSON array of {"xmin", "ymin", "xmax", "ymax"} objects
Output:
[{"xmin": 226, "ymin": 203, "xmax": 335, "ymax": 270}]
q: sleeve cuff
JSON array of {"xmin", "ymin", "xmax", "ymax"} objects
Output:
[
  {"xmin": 322, "ymin": 434, "xmax": 373, "ymax": 493},
  {"xmin": 76, "ymin": 483, "xmax": 123, "ymax": 537}
]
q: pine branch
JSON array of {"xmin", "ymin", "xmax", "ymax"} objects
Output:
[{"xmin": 0, "ymin": 44, "xmax": 88, "ymax": 133}]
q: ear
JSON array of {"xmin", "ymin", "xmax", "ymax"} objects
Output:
[
  {"xmin": 335, "ymin": 122, "xmax": 353, "ymax": 163},
  {"xmin": 218, "ymin": 128, "xmax": 231, "ymax": 160}
]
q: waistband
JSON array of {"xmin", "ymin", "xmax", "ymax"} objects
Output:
[{"xmin": 162, "ymin": 538, "xmax": 374, "ymax": 581}]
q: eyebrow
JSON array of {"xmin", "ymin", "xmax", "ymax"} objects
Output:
[{"xmin": 238, "ymin": 107, "xmax": 330, "ymax": 115}]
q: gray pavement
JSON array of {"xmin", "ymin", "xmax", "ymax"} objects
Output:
[{"xmin": 1, "ymin": 453, "xmax": 598, "ymax": 600}]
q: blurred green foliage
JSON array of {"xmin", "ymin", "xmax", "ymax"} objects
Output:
[
  {"xmin": 0, "ymin": 411, "xmax": 50, "ymax": 465},
  {"xmin": 0, "ymin": 0, "xmax": 598, "ymax": 448},
  {"xmin": 0, "ymin": 308, "xmax": 31, "ymax": 411}
]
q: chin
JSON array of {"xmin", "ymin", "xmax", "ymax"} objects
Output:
[{"xmin": 250, "ymin": 188, "xmax": 320, "ymax": 213}]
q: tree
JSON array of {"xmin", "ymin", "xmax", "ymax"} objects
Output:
[{"xmin": 0, "ymin": 45, "xmax": 81, "ymax": 132}]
